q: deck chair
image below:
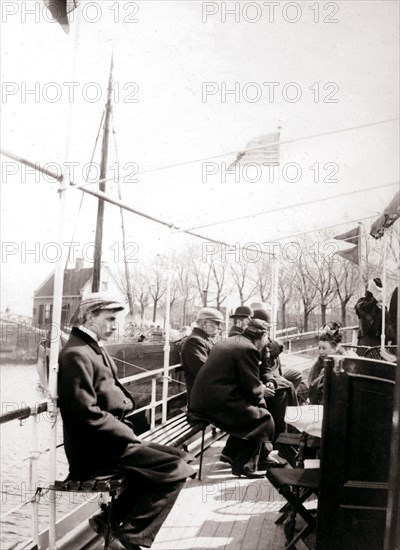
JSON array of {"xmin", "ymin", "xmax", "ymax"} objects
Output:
[
  {"xmin": 317, "ymin": 355, "xmax": 396, "ymax": 550},
  {"xmin": 266, "ymin": 467, "xmax": 319, "ymax": 549}
]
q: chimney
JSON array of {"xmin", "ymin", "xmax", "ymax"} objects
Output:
[{"xmin": 75, "ymin": 257, "xmax": 84, "ymax": 271}]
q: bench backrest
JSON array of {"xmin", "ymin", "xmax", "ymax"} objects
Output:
[{"xmin": 317, "ymin": 356, "xmax": 396, "ymax": 550}]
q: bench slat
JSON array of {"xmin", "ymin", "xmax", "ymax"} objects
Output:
[{"xmin": 53, "ymin": 413, "xmax": 208, "ymax": 493}]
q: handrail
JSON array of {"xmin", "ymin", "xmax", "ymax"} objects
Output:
[
  {"xmin": 0, "ymin": 364, "xmax": 184, "ymax": 425},
  {"xmin": 0, "ymin": 400, "xmax": 49, "ymax": 424}
]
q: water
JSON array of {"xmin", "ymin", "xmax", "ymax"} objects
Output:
[
  {"xmin": 0, "ymin": 362, "xmax": 186, "ymax": 549},
  {"xmin": 0, "ymin": 363, "xmax": 89, "ymax": 549}
]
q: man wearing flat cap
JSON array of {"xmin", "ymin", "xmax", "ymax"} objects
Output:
[
  {"xmin": 189, "ymin": 319, "xmax": 281, "ymax": 478},
  {"xmin": 181, "ymin": 307, "xmax": 224, "ymax": 405},
  {"xmin": 58, "ymin": 292, "xmax": 195, "ymax": 549}
]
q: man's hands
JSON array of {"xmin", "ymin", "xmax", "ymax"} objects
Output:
[{"xmin": 264, "ymin": 381, "xmax": 276, "ymax": 398}]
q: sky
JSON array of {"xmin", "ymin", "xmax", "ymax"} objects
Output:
[{"xmin": 0, "ymin": 0, "xmax": 399, "ymax": 315}]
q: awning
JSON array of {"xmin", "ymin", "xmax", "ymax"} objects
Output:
[{"xmin": 370, "ymin": 190, "xmax": 400, "ymax": 239}]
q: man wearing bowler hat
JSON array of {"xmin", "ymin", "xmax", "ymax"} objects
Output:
[
  {"xmin": 58, "ymin": 292, "xmax": 195, "ymax": 549},
  {"xmin": 228, "ymin": 305, "xmax": 253, "ymax": 336}
]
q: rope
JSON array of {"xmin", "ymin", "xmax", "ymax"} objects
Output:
[
  {"xmin": 185, "ymin": 181, "xmax": 399, "ymax": 232},
  {"xmin": 70, "ymin": 116, "xmax": 398, "ymax": 186},
  {"xmin": 64, "ymin": 108, "xmax": 106, "ymax": 268}
]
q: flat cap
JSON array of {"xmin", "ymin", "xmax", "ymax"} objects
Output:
[
  {"xmin": 244, "ymin": 318, "xmax": 270, "ymax": 337},
  {"xmin": 80, "ymin": 292, "xmax": 125, "ymax": 315},
  {"xmin": 196, "ymin": 307, "xmax": 224, "ymax": 323}
]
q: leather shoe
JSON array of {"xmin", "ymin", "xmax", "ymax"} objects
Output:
[
  {"xmin": 220, "ymin": 453, "xmax": 234, "ymax": 465},
  {"xmin": 88, "ymin": 512, "xmax": 126, "ymax": 550},
  {"xmin": 231, "ymin": 467, "xmax": 267, "ymax": 479},
  {"xmin": 258, "ymin": 456, "xmax": 287, "ymax": 469}
]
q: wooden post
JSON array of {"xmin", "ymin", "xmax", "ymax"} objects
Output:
[{"xmin": 92, "ymin": 57, "xmax": 114, "ymax": 292}]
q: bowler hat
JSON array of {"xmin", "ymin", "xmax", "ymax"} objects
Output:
[
  {"xmin": 230, "ymin": 306, "xmax": 253, "ymax": 319},
  {"xmin": 253, "ymin": 309, "xmax": 271, "ymax": 323}
]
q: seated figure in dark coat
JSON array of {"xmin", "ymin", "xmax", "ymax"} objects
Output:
[
  {"xmin": 180, "ymin": 307, "xmax": 223, "ymax": 405},
  {"xmin": 58, "ymin": 293, "xmax": 195, "ymax": 550},
  {"xmin": 228, "ymin": 305, "xmax": 253, "ymax": 336},
  {"xmin": 355, "ymin": 278, "xmax": 395, "ymax": 347},
  {"xmin": 189, "ymin": 319, "xmax": 281, "ymax": 478},
  {"xmin": 253, "ymin": 308, "xmax": 303, "ymax": 409}
]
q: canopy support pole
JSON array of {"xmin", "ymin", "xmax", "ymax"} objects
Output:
[
  {"xmin": 48, "ymin": 172, "xmax": 69, "ymax": 549},
  {"xmin": 381, "ymin": 233, "xmax": 387, "ymax": 352},
  {"xmin": 270, "ymin": 256, "xmax": 280, "ymax": 340},
  {"xmin": 162, "ymin": 229, "xmax": 173, "ymax": 423}
]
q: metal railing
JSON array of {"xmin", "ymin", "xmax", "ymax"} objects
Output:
[
  {"xmin": 0, "ymin": 362, "xmax": 186, "ymax": 549},
  {"xmin": 0, "ymin": 324, "xmax": 361, "ymax": 549}
]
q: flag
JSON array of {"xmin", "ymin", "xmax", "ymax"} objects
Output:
[
  {"xmin": 333, "ymin": 225, "xmax": 360, "ymax": 265},
  {"xmin": 333, "ymin": 226, "xmax": 360, "ymax": 246},
  {"xmin": 228, "ymin": 132, "xmax": 280, "ymax": 170},
  {"xmin": 337, "ymin": 247, "xmax": 359, "ymax": 265},
  {"xmin": 43, "ymin": 0, "xmax": 78, "ymax": 33},
  {"xmin": 370, "ymin": 190, "xmax": 400, "ymax": 239}
]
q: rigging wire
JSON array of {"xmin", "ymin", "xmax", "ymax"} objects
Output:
[
  {"xmin": 183, "ymin": 181, "xmax": 399, "ymax": 232},
  {"xmin": 134, "ymin": 116, "xmax": 400, "ymax": 177},
  {"xmin": 64, "ymin": 108, "xmax": 106, "ymax": 268},
  {"xmin": 61, "ymin": 116, "xmax": 399, "ymax": 190}
]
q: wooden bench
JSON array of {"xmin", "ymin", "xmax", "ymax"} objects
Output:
[
  {"xmin": 140, "ymin": 411, "xmax": 214, "ymax": 480},
  {"xmin": 45, "ymin": 411, "xmax": 213, "ymax": 549}
]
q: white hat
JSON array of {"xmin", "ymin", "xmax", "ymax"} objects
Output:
[{"xmin": 80, "ymin": 292, "xmax": 125, "ymax": 315}]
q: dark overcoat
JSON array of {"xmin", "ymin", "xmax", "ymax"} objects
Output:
[
  {"xmin": 180, "ymin": 327, "xmax": 215, "ymax": 403},
  {"xmin": 58, "ymin": 328, "xmax": 194, "ymax": 482},
  {"xmin": 189, "ymin": 334, "xmax": 274, "ymax": 441}
]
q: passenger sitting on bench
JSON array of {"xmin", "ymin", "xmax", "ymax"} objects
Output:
[
  {"xmin": 189, "ymin": 318, "xmax": 285, "ymax": 478},
  {"xmin": 58, "ymin": 293, "xmax": 195, "ymax": 550},
  {"xmin": 308, "ymin": 330, "xmax": 343, "ymax": 404},
  {"xmin": 253, "ymin": 309, "xmax": 304, "ymax": 406}
]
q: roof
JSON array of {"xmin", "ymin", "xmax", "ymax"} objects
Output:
[{"xmin": 34, "ymin": 267, "xmax": 93, "ymax": 298}]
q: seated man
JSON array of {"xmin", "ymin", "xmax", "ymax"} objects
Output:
[
  {"xmin": 253, "ymin": 308, "xmax": 303, "ymax": 406},
  {"xmin": 228, "ymin": 306, "xmax": 253, "ymax": 336},
  {"xmin": 180, "ymin": 307, "xmax": 223, "ymax": 405},
  {"xmin": 58, "ymin": 293, "xmax": 195, "ymax": 550},
  {"xmin": 189, "ymin": 319, "xmax": 282, "ymax": 478}
]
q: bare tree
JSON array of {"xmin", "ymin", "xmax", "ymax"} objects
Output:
[
  {"xmin": 148, "ymin": 257, "xmax": 167, "ymax": 323},
  {"xmin": 278, "ymin": 265, "xmax": 296, "ymax": 328},
  {"xmin": 230, "ymin": 261, "xmax": 257, "ymax": 306},
  {"xmin": 331, "ymin": 257, "xmax": 360, "ymax": 325},
  {"xmin": 251, "ymin": 255, "xmax": 272, "ymax": 303},
  {"xmin": 132, "ymin": 268, "xmax": 151, "ymax": 321},
  {"xmin": 210, "ymin": 260, "xmax": 230, "ymax": 310},
  {"xmin": 191, "ymin": 255, "xmax": 212, "ymax": 305},
  {"xmin": 296, "ymin": 236, "xmax": 337, "ymax": 326},
  {"xmin": 175, "ymin": 256, "xmax": 195, "ymax": 325},
  {"xmin": 293, "ymin": 258, "xmax": 318, "ymax": 332}
]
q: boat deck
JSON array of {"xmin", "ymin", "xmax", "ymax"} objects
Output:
[{"xmin": 85, "ymin": 435, "xmax": 312, "ymax": 550}]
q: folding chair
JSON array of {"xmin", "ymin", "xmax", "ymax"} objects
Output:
[{"xmin": 266, "ymin": 467, "xmax": 319, "ymax": 549}]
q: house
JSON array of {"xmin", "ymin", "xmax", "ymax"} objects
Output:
[{"xmin": 32, "ymin": 258, "xmax": 127, "ymax": 329}]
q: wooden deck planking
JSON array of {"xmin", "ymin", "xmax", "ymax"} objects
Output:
[
  {"xmin": 151, "ymin": 438, "xmax": 288, "ymax": 550},
  {"xmin": 85, "ymin": 436, "xmax": 298, "ymax": 550}
]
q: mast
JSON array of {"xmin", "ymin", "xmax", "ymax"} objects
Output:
[{"xmin": 92, "ymin": 56, "xmax": 114, "ymax": 292}]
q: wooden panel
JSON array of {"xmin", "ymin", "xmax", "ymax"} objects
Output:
[{"xmin": 317, "ymin": 356, "xmax": 395, "ymax": 550}]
